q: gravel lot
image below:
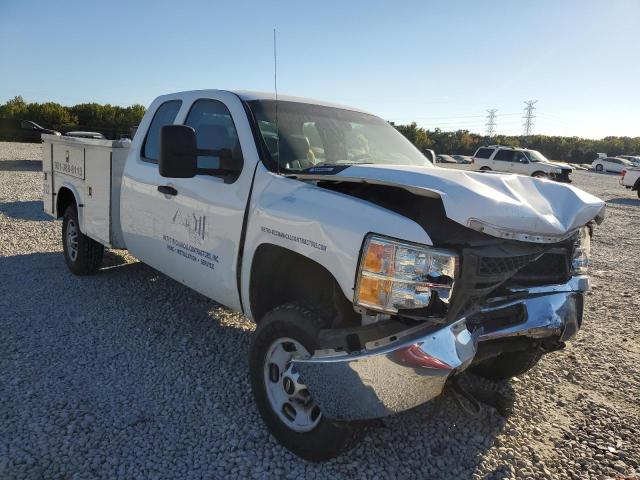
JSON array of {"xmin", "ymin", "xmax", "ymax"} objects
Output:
[{"xmin": 1, "ymin": 141, "xmax": 638, "ymax": 479}]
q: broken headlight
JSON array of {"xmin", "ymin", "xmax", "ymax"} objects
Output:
[
  {"xmin": 571, "ymin": 226, "xmax": 591, "ymax": 274},
  {"xmin": 355, "ymin": 235, "xmax": 458, "ymax": 314}
]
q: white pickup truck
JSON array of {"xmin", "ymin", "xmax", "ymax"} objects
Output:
[
  {"xmin": 621, "ymin": 167, "xmax": 640, "ymax": 197},
  {"xmin": 42, "ymin": 90, "xmax": 605, "ymax": 460}
]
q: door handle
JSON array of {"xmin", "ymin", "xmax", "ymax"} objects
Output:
[{"xmin": 157, "ymin": 185, "xmax": 178, "ymax": 196}]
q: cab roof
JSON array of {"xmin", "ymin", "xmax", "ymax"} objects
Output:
[{"xmin": 160, "ymin": 89, "xmax": 373, "ymax": 115}]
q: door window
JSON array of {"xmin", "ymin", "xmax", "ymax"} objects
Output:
[
  {"xmin": 474, "ymin": 148, "xmax": 493, "ymax": 159},
  {"xmin": 184, "ymin": 99, "xmax": 243, "ymax": 172},
  {"xmin": 512, "ymin": 152, "xmax": 527, "ymax": 163},
  {"xmin": 494, "ymin": 150, "xmax": 513, "ymax": 161},
  {"xmin": 142, "ymin": 100, "xmax": 182, "ymax": 162}
]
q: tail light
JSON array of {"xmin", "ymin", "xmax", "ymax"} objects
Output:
[{"xmin": 621, "ymin": 169, "xmax": 626, "ymax": 177}]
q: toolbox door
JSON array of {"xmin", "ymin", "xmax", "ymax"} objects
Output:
[
  {"xmin": 83, "ymin": 148, "xmax": 112, "ymax": 245},
  {"xmin": 42, "ymin": 143, "xmax": 54, "ymax": 215}
]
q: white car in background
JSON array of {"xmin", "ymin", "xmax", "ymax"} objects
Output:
[
  {"xmin": 472, "ymin": 145, "xmax": 573, "ymax": 182},
  {"xmin": 621, "ymin": 167, "xmax": 640, "ymax": 198},
  {"xmin": 618, "ymin": 155, "xmax": 640, "ymax": 167},
  {"xmin": 591, "ymin": 156, "xmax": 634, "ymax": 173}
]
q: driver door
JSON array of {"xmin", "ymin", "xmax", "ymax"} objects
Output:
[{"xmin": 510, "ymin": 151, "xmax": 530, "ymax": 174}]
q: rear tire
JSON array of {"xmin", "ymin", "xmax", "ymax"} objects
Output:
[
  {"xmin": 471, "ymin": 349, "xmax": 543, "ymax": 380},
  {"xmin": 62, "ymin": 205, "xmax": 104, "ymax": 275},
  {"xmin": 249, "ymin": 303, "xmax": 360, "ymax": 461}
]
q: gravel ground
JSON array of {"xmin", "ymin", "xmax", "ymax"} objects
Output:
[{"xmin": 1, "ymin": 141, "xmax": 638, "ymax": 479}]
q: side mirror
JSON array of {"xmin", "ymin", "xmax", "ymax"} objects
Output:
[{"xmin": 159, "ymin": 125, "xmax": 198, "ymax": 178}]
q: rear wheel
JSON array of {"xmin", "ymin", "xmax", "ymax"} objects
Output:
[
  {"xmin": 62, "ymin": 205, "xmax": 104, "ymax": 275},
  {"xmin": 249, "ymin": 303, "xmax": 360, "ymax": 461},
  {"xmin": 471, "ymin": 349, "xmax": 543, "ymax": 380}
]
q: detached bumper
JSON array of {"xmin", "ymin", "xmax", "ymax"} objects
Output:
[{"xmin": 293, "ymin": 276, "xmax": 588, "ymax": 421}]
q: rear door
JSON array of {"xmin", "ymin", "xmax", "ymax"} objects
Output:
[{"xmin": 121, "ymin": 92, "xmax": 257, "ymax": 312}]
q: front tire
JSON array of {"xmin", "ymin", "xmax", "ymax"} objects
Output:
[
  {"xmin": 471, "ymin": 349, "xmax": 543, "ymax": 380},
  {"xmin": 480, "ymin": 166, "xmax": 492, "ymax": 171},
  {"xmin": 62, "ymin": 205, "xmax": 104, "ymax": 275},
  {"xmin": 249, "ymin": 303, "xmax": 360, "ymax": 461},
  {"xmin": 595, "ymin": 164, "xmax": 603, "ymax": 172},
  {"xmin": 532, "ymin": 171, "xmax": 548, "ymax": 179}
]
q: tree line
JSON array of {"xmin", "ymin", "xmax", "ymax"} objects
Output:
[
  {"xmin": 0, "ymin": 96, "xmax": 146, "ymax": 139},
  {"xmin": 392, "ymin": 122, "xmax": 640, "ymax": 164},
  {"xmin": 1, "ymin": 96, "xmax": 638, "ymax": 162}
]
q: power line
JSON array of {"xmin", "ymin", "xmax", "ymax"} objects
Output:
[
  {"xmin": 486, "ymin": 109, "xmax": 498, "ymax": 137},
  {"xmin": 522, "ymin": 100, "xmax": 538, "ymax": 136}
]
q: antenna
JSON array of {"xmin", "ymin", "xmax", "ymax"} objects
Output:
[{"xmin": 273, "ymin": 28, "xmax": 280, "ymax": 175}]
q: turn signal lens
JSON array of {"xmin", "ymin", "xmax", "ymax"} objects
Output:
[
  {"xmin": 571, "ymin": 226, "xmax": 591, "ymax": 274},
  {"xmin": 355, "ymin": 235, "xmax": 458, "ymax": 313}
]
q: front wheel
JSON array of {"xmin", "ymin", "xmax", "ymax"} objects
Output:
[
  {"xmin": 595, "ymin": 164, "xmax": 604, "ymax": 172},
  {"xmin": 471, "ymin": 349, "xmax": 543, "ymax": 380},
  {"xmin": 62, "ymin": 205, "xmax": 104, "ymax": 275},
  {"xmin": 249, "ymin": 303, "xmax": 360, "ymax": 461},
  {"xmin": 532, "ymin": 171, "xmax": 548, "ymax": 179}
]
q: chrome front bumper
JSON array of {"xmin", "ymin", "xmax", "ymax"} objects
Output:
[{"xmin": 293, "ymin": 276, "xmax": 589, "ymax": 421}]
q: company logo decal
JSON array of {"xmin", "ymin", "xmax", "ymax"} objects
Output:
[
  {"xmin": 163, "ymin": 209, "xmax": 219, "ymax": 270},
  {"xmin": 261, "ymin": 226, "xmax": 327, "ymax": 252},
  {"xmin": 172, "ymin": 209, "xmax": 206, "ymax": 242}
]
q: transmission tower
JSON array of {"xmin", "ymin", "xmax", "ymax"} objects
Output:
[
  {"xmin": 485, "ymin": 109, "xmax": 498, "ymax": 137},
  {"xmin": 522, "ymin": 100, "xmax": 538, "ymax": 136}
]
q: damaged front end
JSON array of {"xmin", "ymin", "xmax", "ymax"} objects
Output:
[{"xmin": 292, "ymin": 178, "xmax": 603, "ymax": 421}]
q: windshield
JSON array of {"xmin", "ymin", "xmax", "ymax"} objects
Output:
[
  {"xmin": 524, "ymin": 149, "xmax": 549, "ymax": 163},
  {"xmin": 247, "ymin": 100, "xmax": 433, "ymax": 172}
]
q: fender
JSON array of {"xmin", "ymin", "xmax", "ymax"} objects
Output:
[
  {"xmin": 56, "ymin": 182, "xmax": 84, "ymax": 227},
  {"xmin": 240, "ymin": 165, "xmax": 432, "ymax": 320}
]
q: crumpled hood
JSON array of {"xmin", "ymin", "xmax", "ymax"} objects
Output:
[
  {"xmin": 295, "ymin": 164, "xmax": 605, "ymax": 242},
  {"xmin": 544, "ymin": 160, "xmax": 573, "ymax": 170}
]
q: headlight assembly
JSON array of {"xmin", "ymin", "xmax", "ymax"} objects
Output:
[
  {"xmin": 571, "ymin": 226, "xmax": 591, "ymax": 274},
  {"xmin": 355, "ymin": 235, "xmax": 458, "ymax": 314}
]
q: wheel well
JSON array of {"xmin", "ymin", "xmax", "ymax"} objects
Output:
[
  {"xmin": 56, "ymin": 187, "xmax": 76, "ymax": 218},
  {"xmin": 249, "ymin": 244, "xmax": 359, "ymax": 327},
  {"xmin": 480, "ymin": 166, "xmax": 491, "ymax": 171}
]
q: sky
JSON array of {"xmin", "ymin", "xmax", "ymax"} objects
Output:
[{"xmin": 1, "ymin": 0, "xmax": 639, "ymax": 139}]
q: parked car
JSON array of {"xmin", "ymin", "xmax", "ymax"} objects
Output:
[
  {"xmin": 618, "ymin": 155, "xmax": 640, "ymax": 167},
  {"xmin": 621, "ymin": 167, "xmax": 640, "ymax": 198},
  {"xmin": 41, "ymin": 89, "xmax": 605, "ymax": 460},
  {"xmin": 591, "ymin": 156, "xmax": 634, "ymax": 173},
  {"xmin": 64, "ymin": 131, "xmax": 106, "ymax": 139},
  {"xmin": 435, "ymin": 154, "xmax": 458, "ymax": 164},
  {"xmin": 452, "ymin": 155, "xmax": 473, "ymax": 164},
  {"xmin": 472, "ymin": 145, "xmax": 573, "ymax": 182},
  {"xmin": 0, "ymin": 118, "xmax": 61, "ymax": 142}
]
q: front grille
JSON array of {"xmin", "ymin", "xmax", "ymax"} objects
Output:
[
  {"xmin": 477, "ymin": 254, "xmax": 538, "ymax": 276},
  {"xmin": 512, "ymin": 250, "xmax": 570, "ymax": 285}
]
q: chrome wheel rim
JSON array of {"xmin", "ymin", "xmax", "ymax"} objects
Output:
[
  {"xmin": 263, "ymin": 338, "xmax": 322, "ymax": 432},
  {"xmin": 66, "ymin": 219, "xmax": 79, "ymax": 262}
]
